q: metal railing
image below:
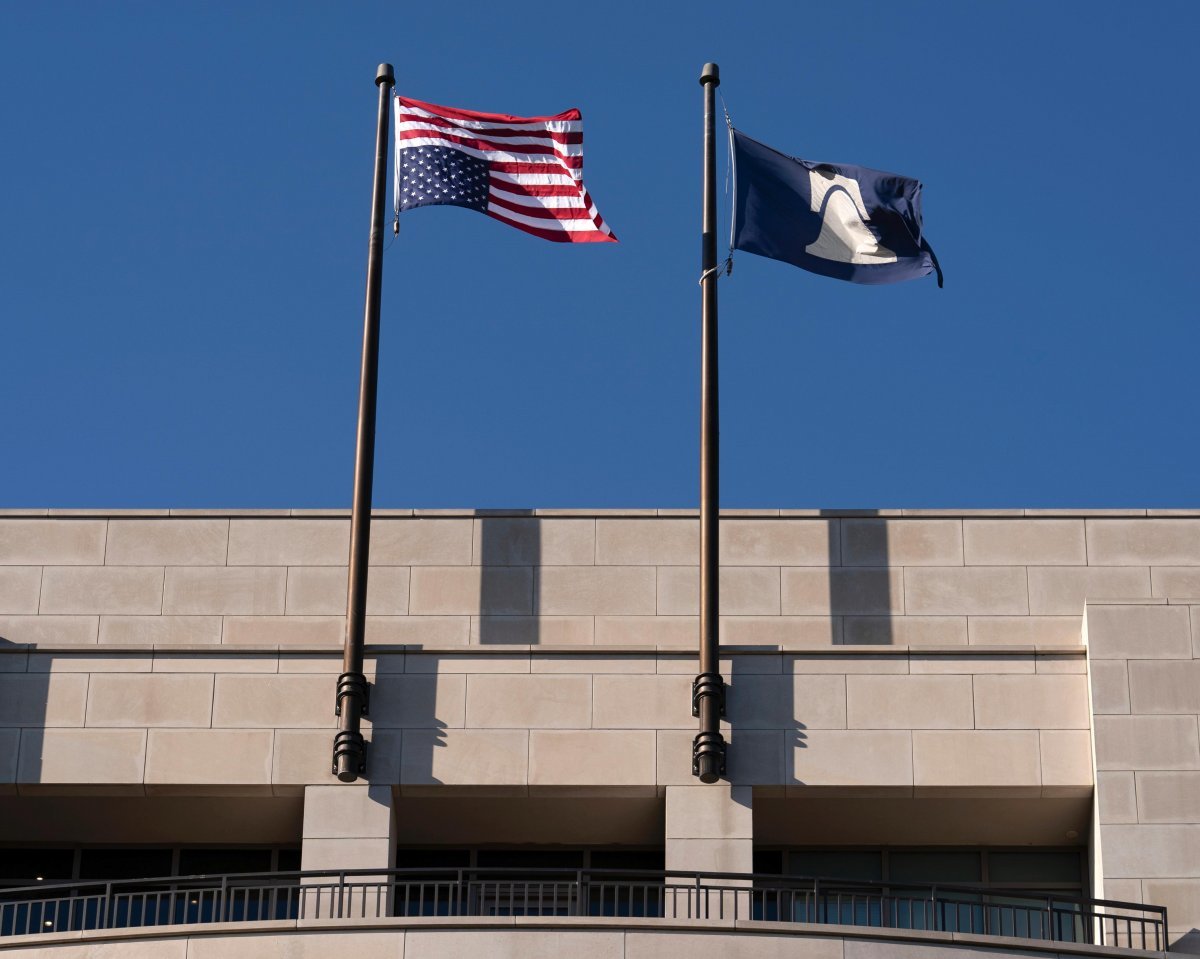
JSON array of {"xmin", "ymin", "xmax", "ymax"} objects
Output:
[{"xmin": 0, "ymin": 868, "xmax": 1169, "ymax": 951}]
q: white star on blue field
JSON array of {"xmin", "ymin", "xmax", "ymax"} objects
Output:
[{"xmin": 399, "ymin": 146, "xmax": 489, "ymax": 212}]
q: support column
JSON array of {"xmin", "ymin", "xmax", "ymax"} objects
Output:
[
  {"xmin": 664, "ymin": 785, "xmax": 753, "ymax": 919},
  {"xmin": 301, "ymin": 784, "xmax": 396, "ymax": 917}
]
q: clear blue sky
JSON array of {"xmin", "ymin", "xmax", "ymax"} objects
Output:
[{"xmin": 2, "ymin": 2, "xmax": 1196, "ymax": 508}]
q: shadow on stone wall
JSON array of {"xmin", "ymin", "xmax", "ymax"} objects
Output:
[
  {"xmin": 0, "ymin": 637, "xmax": 47, "ymax": 798},
  {"xmin": 477, "ymin": 511, "xmax": 540, "ymax": 645}
]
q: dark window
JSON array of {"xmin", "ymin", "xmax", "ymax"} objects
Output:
[
  {"xmin": 178, "ymin": 849, "xmax": 273, "ymax": 877},
  {"xmin": 78, "ymin": 849, "xmax": 172, "ymax": 882},
  {"xmin": 0, "ymin": 849, "xmax": 74, "ymax": 885}
]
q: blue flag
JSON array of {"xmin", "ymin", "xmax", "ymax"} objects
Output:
[{"xmin": 732, "ymin": 129, "xmax": 942, "ymax": 287}]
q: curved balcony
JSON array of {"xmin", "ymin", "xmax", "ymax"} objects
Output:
[{"xmin": 0, "ymin": 868, "xmax": 1169, "ymax": 953}]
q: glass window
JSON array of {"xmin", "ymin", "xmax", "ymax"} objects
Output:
[
  {"xmin": 788, "ymin": 851, "xmax": 883, "ymax": 882},
  {"xmin": 0, "ymin": 849, "xmax": 74, "ymax": 884},
  {"xmin": 476, "ymin": 849, "xmax": 583, "ymax": 869},
  {"xmin": 276, "ymin": 848, "xmax": 302, "ymax": 872},
  {"xmin": 753, "ymin": 850, "xmax": 783, "ymax": 875},
  {"xmin": 988, "ymin": 852, "xmax": 1081, "ymax": 885},
  {"xmin": 178, "ymin": 849, "xmax": 273, "ymax": 877},
  {"xmin": 395, "ymin": 849, "xmax": 471, "ymax": 869},
  {"xmin": 590, "ymin": 850, "xmax": 663, "ymax": 871},
  {"xmin": 890, "ymin": 852, "xmax": 982, "ymax": 885},
  {"xmin": 78, "ymin": 849, "xmax": 172, "ymax": 881}
]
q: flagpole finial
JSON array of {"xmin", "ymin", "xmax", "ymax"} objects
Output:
[
  {"xmin": 700, "ymin": 62, "xmax": 720, "ymax": 86},
  {"xmin": 376, "ymin": 63, "xmax": 395, "ymax": 87}
]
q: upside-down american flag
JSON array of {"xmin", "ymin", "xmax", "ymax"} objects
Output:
[{"xmin": 393, "ymin": 95, "xmax": 616, "ymax": 243}]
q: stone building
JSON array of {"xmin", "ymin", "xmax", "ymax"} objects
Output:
[{"xmin": 1, "ymin": 509, "xmax": 1198, "ymax": 957}]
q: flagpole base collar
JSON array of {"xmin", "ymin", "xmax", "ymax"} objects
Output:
[{"xmin": 700, "ymin": 63, "xmax": 720, "ymax": 86}]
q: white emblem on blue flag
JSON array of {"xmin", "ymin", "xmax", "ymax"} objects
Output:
[{"xmin": 804, "ymin": 169, "xmax": 897, "ymax": 265}]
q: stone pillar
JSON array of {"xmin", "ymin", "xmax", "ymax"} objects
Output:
[
  {"xmin": 1087, "ymin": 600, "xmax": 1200, "ymax": 953},
  {"xmin": 300, "ymin": 784, "xmax": 396, "ymax": 918},
  {"xmin": 663, "ymin": 784, "xmax": 753, "ymax": 920}
]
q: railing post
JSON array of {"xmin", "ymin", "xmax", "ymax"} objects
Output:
[
  {"xmin": 931, "ymin": 885, "xmax": 939, "ymax": 933},
  {"xmin": 218, "ymin": 875, "xmax": 228, "ymax": 923},
  {"xmin": 575, "ymin": 870, "xmax": 585, "ymax": 917},
  {"xmin": 337, "ymin": 872, "xmax": 346, "ymax": 919},
  {"xmin": 101, "ymin": 882, "xmax": 112, "ymax": 930}
]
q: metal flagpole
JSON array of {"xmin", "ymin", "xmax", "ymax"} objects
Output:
[
  {"xmin": 333, "ymin": 62, "xmax": 395, "ymax": 783},
  {"xmin": 692, "ymin": 62, "xmax": 727, "ymax": 783}
]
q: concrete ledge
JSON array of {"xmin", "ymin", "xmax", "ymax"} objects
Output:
[
  {"xmin": 4, "ymin": 508, "xmax": 1199, "ymax": 519},
  {"xmin": 0, "ymin": 916, "xmax": 1168, "ymax": 958}
]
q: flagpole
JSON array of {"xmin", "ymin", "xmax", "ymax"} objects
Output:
[
  {"xmin": 333, "ymin": 61, "xmax": 395, "ymax": 783},
  {"xmin": 693, "ymin": 61, "xmax": 727, "ymax": 783}
]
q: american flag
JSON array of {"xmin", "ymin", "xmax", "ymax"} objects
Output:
[{"xmin": 393, "ymin": 95, "xmax": 616, "ymax": 243}]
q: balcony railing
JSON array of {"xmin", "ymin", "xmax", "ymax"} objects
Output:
[{"xmin": 0, "ymin": 867, "xmax": 1169, "ymax": 952}]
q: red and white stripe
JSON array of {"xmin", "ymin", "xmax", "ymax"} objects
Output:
[{"xmin": 394, "ymin": 95, "xmax": 616, "ymax": 244}]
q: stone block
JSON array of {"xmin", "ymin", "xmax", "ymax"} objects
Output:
[
  {"xmin": 627, "ymin": 931, "xmax": 839, "ymax": 959},
  {"xmin": 1028, "ymin": 567, "xmax": 1152, "ymax": 614},
  {"xmin": 1034, "ymin": 652, "xmax": 1086, "ymax": 673},
  {"xmin": 371, "ymin": 517, "xmax": 473, "ymax": 565},
  {"xmin": 0, "ymin": 674, "xmax": 87, "ymax": 726},
  {"xmin": 973, "ymin": 674, "xmax": 1090, "ymax": 728},
  {"xmin": 1087, "ymin": 519, "xmax": 1200, "ymax": 565},
  {"xmin": 1102, "ymin": 824, "xmax": 1200, "ymax": 877},
  {"xmin": 782, "ymin": 567, "xmax": 904, "ymax": 615},
  {"xmin": 843, "ymin": 519, "xmax": 963, "ymax": 566},
  {"xmin": 369, "ymin": 674, "xmax": 466, "ymax": 728},
  {"xmin": 19, "ymin": 728, "xmax": 147, "ymax": 785},
  {"xmin": 913, "ymin": 730, "xmax": 1041, "ymax": 792},
  {"xmin": 144, "ymin": 729, "xmax": 273, "ymax": 787},
  {"xmin": 528, "ymin": 729, "xmax": 655, "ymax": 786},
  {"xmin": 720, "ymin": 520, "xmax": 834, "ymax": 566},
  {"xmin": 272, "ymin": 729, "xmax": 338, "ymax": 787},
  {"xmin": 656, "ymin": 729, "xmax": 783, "ymax": 786},
  {"xmin": 845, "ymin": 616, "xmax": 968, "ymax": 646},
  {"xmin": 596, "ymin": 615, "xmax": 695, "ymax": 646},
  {"xmin": 538, "ymin": 566, "xmax": 656, "ymax": 615},
  {"xmin": 285, "ymin": 566, "xmax": 409, "ymax": 616},
  {"xmin": 465, "ymin": 674, "xmax": 591, "ymax": 728},
  {"xmin": 661, "ymin": 568, "xmax": 790, "ymax": 616},
  {"xmin": 1090, "ymin": 659, "xmax": 1131, "ymax": 714},
  {"xmin": 85, "ymin": 674, "xmax": 214, "ymax": 727},
  {"xmin": 474, "ymin": 517, "xmax": 595, "ymax": 565},
  {"xmin": 222, "ymin": 616, "xmax": 343, "ymax": 646},
  {"xmin": 0, "ymin": 567, "xmax": 40, "ymax": 614},
  {"xmin": 299, "ymin": 836, "xmax": 394, "ymax": 872},
  {"xmin": 405, "ymin": 651, "xmax": 530, "ymax": 673},
  {"xmin": 162, "ymin": 566, "xmax": 286, "ymax": 615},
  {"xmin": 365, "ymin": 616, "xmax": 470, "ymax": 646},
  {"xmin": 39, "ymin": 566, "xmax": 164, "ymax": 615},
  {"xmin": 1152, "ymin": 567, "xmax": 1200, "ymax": 597},
  {"xmin": 730, "ymin": 674, "xmax": 846, "ymax": 729},
  {"xmin": 105, "ymin": 519, "xmax": 228, "ymax": 565},
  {"xmin": 302, "ymin": 783, "xmax": 394, "ymax": 838},
  {"xmin": 904, "ymin": 567, "xmax": 1027, "ymax": 615},
  {"xmin": 191, "ymin": 931, "xmax": 402, "ymax": 959},
  {"xmin": 592, "ymin": 674, "xmax": 693, "ymax": 729},
  {"xmin": 1039, "ymin": 729, "xmax": 1092, "ymax": 793},
  {"xmin": 155, "ymin": 651, "xmax": 277, "ymax": 673},
  {"xmin": 1094, "ymin": 715, "xmax": 1200, "ymax": 770},
  {"xmin": 664, "ymin": 837, "xmax": 753, "ymax": 873},
  {"xmin": 407, "ymin": 930, "xmax": 621, "ymax": 959},
  {"xmin": 788, "ymin": 729, "xmax": 913, "ymax": 787},
  {"xmin": 721, "ymin": 616, "xmax": 840, "ymax": 647},
  {"xmin": 99, "ymin": 615, "xmax": 223, "ymax": 645},
  {"xmin": 909, "ymin": 652, "xmax": 1034, "ymax": 674},
  {"xmin": 963, "ymin": 519, "xmax": 1085, "ymax": 566},
  {"xmin": 1129, "ymin": 659, "xmax": 1200, "ymax": 714},
  {"xmin": 665, "ymin": 784, "xmax": 753, "ymax": 839},
  {"xmin": 533, "ymin": 652, "xmax": 655, "ymax": 674},
  {"xmin": 784, "ymin": 653, "xmax": 908, "ymax": 674},
  {"xmin": 1143, "ymin": 879, "xmax": 1200, "ymax": 934},
  {"xmin": 595, "ymin": 518, "xmax": 697, "ymax": 565},
  {"xmin": 1086, "ymin": 604, "xmax": 1192, "ymax": 659},
  {"xmin": 227, "ymin": 519, "xmax": 349, "ymax": 565},
  {"xmin": 1097, "ymin": 771, "xmax": 1139, "ymax": 824},
  {"xmin": 1135, "ymin": 771, "xmax": 1200, "ymax": 823},
  {"xmin": 401, "ymin": 728, "xmax": 528, "ymax": 786},
  {"xmin": 27, "ymin": 651, "xmax": 150, "ymax": 672},
  {"xmin": 966, "ymin": 616, "xmax": 1081, "ymax": 646},
  {"xmin": 409, "ymin": 566, "xmax": 533, "ymax": 615},
  {"xmin": 471, "ymin": 615, "xmax": 594, "ymax": 646},
  {"xmin": 0, "ymin": 519, "xmax": 105, "ymax": 564},
  {"xmin": 211, "ymin": 675, "xmax": 330, "ymax": 728},
  {"xmin": 847, "ymin": 675, "xmax": 974, "ymax": 729},
  {"xmin": 0, "ymin": 615, "xmax": 99, "ymax": 645}
]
